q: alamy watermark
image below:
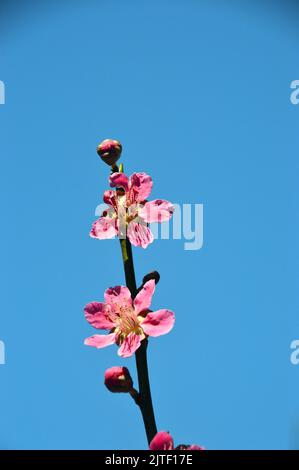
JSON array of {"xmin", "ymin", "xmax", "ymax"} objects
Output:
[
  {"xmin": 0, "ymin": 340, "xmax": 5, "ymax": 365},
  {"xmin": 289, "ymin": 83, "xmax": 298, "ymax": 365},
  {"xmin": 290, "ymin": 339, "xmax": 299, "ymax": 366},
  {"xmin": 95, "ymin": 202, "xmax": 204, "ymax": 251},
  {"xmin": 290, "ymin": 80, "xmax": 299, "ymax": 105},
  {"xmin": 0, "ymin": 80, "xmax": 5, "ymax": 104}
]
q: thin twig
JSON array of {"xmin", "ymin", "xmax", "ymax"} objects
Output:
[{"xmin": 119, "ymin": 238, "xmax": 158, "ymax": 444}]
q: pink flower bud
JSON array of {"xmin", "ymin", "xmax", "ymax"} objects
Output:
[
  {"xmin": 150, "ymin": 431, "xmax": 205, "ymax": 451},
  {"xmin": 97, "ymin": 139, "xmax": 122, "ymax": 166},
  {"xmin": 149, "ymin": 431, "xmax": 174, "ymax": 450},
  {"xmin": 104, "ymin": 366, "xmax": 133, "ymax": 393},
  {"xmin": 176, "ymin": 444, "xmax": 205, "ymax": 451}
]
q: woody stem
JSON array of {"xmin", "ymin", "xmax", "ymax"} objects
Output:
[{"xmin": 119, "ymin": 237, "xmax": 158, "ymax": 445}]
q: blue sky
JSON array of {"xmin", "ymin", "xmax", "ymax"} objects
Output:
[{"xmin": 0, "ymin": 0, "xmax": 298, "ymax": 450}]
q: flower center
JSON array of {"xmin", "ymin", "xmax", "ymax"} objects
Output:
[
  {"xmin": 117, "ymin": 307, "xmax": 140, "ymax": 334},
  {"xmin": 108, "ymin": 306, "xmax": 141, "ymax": 339},
  {"xmin": 115, "ymin": 194, "xmax": 143, "ymax": 225}
]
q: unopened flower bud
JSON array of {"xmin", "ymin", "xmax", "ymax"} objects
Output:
[
  {"xmin": 97, "ymin": 139, "xmax": 122, "ymax": 166},
  {"xmin": 104, "ymin": 366, "xmax": 133, "ymax": 393},
  {"xmin": 150, "ymin": 432, "xmax": 204, "ymax": 451},
  {"xmin": 143, "ymin": 271, "xmax": 160, "ymax": 286},
  {"xmin": 176, "ymin": 444, "xmax": 205, "ymax": 450},
  {"xmin": 150, "ymin": 431, "xmax": 174, "ymax": 450}
]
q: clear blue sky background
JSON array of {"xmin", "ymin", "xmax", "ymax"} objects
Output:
[{"xmin": 0, "ymin": 0, "xmax": 298, "ymax": 450}]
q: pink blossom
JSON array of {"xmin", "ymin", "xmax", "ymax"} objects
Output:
[
  {"xmin": 84, "ymin": 280, "xmax": 175, "ymax": 357},
  {"xmin": 149, "ymin": 431, "xmax": 205, "ymax": 451},
  {"xmin": 104, "ymin": 366, "xmax": 133, "ymax": 393},
  {"xmin": 90, "ymin": 172, "xmax": 174, "ymax": 248}
]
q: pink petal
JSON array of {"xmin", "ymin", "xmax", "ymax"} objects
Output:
[
  {"xmin": 84, "ymin": 333, "xmax": 116, "ymax": 349},
  {"xmin": 142, "ymin": 309, "xmax": 175, "ymax": 337},
  {"xmin": 129, "ymin": 173, "xmax": 153, "ymax": 202},
  {"xmin": 103, "ymin": 190, "xmax": 117, "ymax": 209},
  {"xmin": 104, "ymin": 285, "xmax": 133, "ymax": 309},
  {"xmin": 84, "ymin": 302, "xmax": 114, "ymax": 330},
  {"xmin": 133, "ymin": 279, "xmax": 155, "ymax": 314},
  {"xmin": 150, "ymin": 432, "xmax": 174, "ymax": 450},
  {"xmin": 127, "ymin": 221, "xmax": 154, "ymax": 249},
  {"xmin": 109, "ymin": 172, "xmax": 129, "ymax": 192},
  {"xmin": 140, "ymin": 199, "xmax": 174, "ymax": 223},
  {"xmin": 118, "ymin": 332, "xmax": 142, "ymax": 358},
  {"xmin": 90, "ymin": 217, "xmax": 117, "ymax": 239}
]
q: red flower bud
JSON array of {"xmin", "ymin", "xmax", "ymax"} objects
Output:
[
  {"xmin": 104, "ymin": 366, "xmax": 133, "ymax": 393},
  {"xmin": 97, "ymin": 139, "xmax": 122, "ymax": 166},
  {"xmin": 176, "ymin": 444, "xmax": 205, "ymax": 450},
  {"xmin": 150, "ymin": 432, "xmax": 205, "ymax": 451},
  {"xmin": 149, "ymin": 431, "xmax": 174, "ymax": 450}
]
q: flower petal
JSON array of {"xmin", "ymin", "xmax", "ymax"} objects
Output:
[
  {"xmin": 104, "ymin": 285, "xmax": 133, "ymax": 309},
  {"xmin": 84, "ymin": 302, "xmax": 114, "ymax": 330},
  {"xmin": 127, "ymin": 221, "xmax": 154, "ymax": 249},
  {"xmin": 84, "ymin": 333, "xmax": 116, "ymax": 349},
  {"xmin": 129, "ymin": 173, "xmax": 153, "ymax": 202},
  {"xmin": 140, "ymin": 199, "xmax": 174, "ymax": 223},
  {"xmin": 141, "ymin": 309, "xmax": 175, "ymax": 337},
  {"xmin": 109, "ymin": 172, "xmax": 129, "ymax": 192},
  {"xmin": 117, "ymin": 332, "xmax": 142, "ymax": 358},
  {"xmin": 103, "ymin": 190, "xmax": 117, "ymax": 209},
  {"xmin": 90, "ymin": 217, "xmax": 117, "ymax": 239},
  {"xmin": 150, "ymin": 432, "xmax": 174, "ymax": 450},
  {"xmin": 134, "ymin": 279, "xmax": 156, "ymax": 314}
]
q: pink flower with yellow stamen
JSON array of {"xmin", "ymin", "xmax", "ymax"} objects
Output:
[
  {"xmin": 90, "ymin": 172, "xmax": 174, "ymax": 248},
  {"xmin": 84, "ymin": 280, "xmax": 175, "ymax": 357}
]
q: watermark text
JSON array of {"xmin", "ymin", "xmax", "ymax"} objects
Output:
[
  {"xmin": 94, "ymin": 202, "xmax": 204, "ymax": 251},
  {"xmin": 0, "ymin": 80, "xmax": 5, "ymax": 104},
  {"xmin": 290, "ymin": 339, "xmax": 299, "ymax": 366},
  {"xmin": 290, "ymin": 80, "xmax": 299, "ymax": 105},
  {"xmin": 0, "ymin": 340, "xmax": 5, "ymax": 365}
]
